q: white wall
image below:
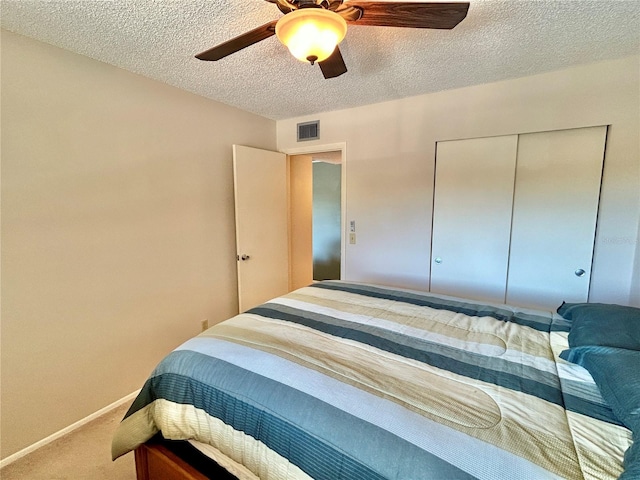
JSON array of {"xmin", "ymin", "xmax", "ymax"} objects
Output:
[
  {"xmin": 277, "ymin": 56, "xmax": 640, "ymax": 307},
  {"xmin": 1, "ymin": 30, "xmax": 276, "ymax": 458}
]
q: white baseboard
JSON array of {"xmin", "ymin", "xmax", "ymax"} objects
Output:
[{"xmin": 0, "ymin": 389, "xmax": 140, "ymax": 469}]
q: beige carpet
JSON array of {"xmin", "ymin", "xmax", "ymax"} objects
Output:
[{"xmin": 1, "ymin": 402, "xmax": 136, "ymax": 480}]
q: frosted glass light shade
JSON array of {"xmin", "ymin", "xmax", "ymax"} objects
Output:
[{"xmin": 275, "ymin": 9, "xmax": 347, "ymax": 64}]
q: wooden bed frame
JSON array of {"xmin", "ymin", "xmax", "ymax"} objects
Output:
[
  {"xmin": 134, "ymin": 442, "xmax": 237, "ymax": 480},
  {"xmin": 135, "ymin": 443, "xmax": 209, "ymax": 480}
]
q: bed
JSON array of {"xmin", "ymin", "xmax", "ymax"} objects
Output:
[{"xmin": 112, "ymin": 280, "xmax": 639, "ymax": 479}]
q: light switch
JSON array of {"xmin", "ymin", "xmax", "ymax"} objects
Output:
[{"xmin": 349, "ymin": 233, "xmax": 356, "ymax": 244}]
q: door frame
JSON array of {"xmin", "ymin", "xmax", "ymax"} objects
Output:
[{"xmin": 281, "ymin": 142, "xmax": 348, "ymax": 281}]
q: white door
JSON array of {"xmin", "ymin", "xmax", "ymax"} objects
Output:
[
  {"xmin": 233, "ymin": 145, "xmax": 289, "ymax": 312},
  {"xmin": 506, "ymin": 126, "xmax": 607, "ymax": 310},
  {"xmin": 431, "ymin": 136, "xmax": 518, "ymax": 303}
]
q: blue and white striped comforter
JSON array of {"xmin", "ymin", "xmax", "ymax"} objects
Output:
[{"xmin": 112, "ymin": 281, "xmax": 631, "ymax": 479}]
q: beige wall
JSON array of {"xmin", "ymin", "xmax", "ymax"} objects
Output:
[
  {"xmin": 0, "ymin": 30, "xmax": 276, "ymax": 458},
  {"xmin": 277, "ymin": 56, "xmax": 640, "ymax": 307}
]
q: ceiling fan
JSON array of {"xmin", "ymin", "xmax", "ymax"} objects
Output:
[{"xmin": 196, "ymin": 0, "xmax": 470, "ymax": 79}]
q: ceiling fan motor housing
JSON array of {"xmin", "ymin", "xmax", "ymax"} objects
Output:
[{"xmin": 296, "ymin": 0, "xmax": 324, "ymax": 9}]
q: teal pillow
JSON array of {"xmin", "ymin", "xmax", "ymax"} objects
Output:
[
  {"xmin": 621, "ymin": 437, "xmax": 640, "ymax": 480},
  {"xmin": 557, "ymin": 303, "xmax": 640, "ymax": 351},
  {"xmin": 560, "ymin": 346, "xmax": 640, "ymax": 477},
  {"xmin": 560, "ymin": 346, "xmax": 640, "ymax": 432}
]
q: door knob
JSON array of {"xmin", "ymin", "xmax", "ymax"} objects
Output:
[
  {"xmin": 434, "ymin": 257, "xmax": 443, "ymax": 264},
  {"xmin": 575, "ymin": 268, "xmax": 586, "ymax": 277},
  {"xmin": 241, "ymin": 254, "xmax": 251, "ymax": 261}
]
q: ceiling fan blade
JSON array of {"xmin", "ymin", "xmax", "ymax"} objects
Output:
[
  {"xmin": 319, "ymin": 47, "xmax": 348, "ymax": 79},
  {"xmin": 196, "ymin": 20, "xmax": 278, "ymax": 61},
  {"xmin": 344, "ymin": 2, "xmax": 469, "ymax": 29},
  {"xmin": 326, "ymin": 0, "xmax": 345, "ymax": 12},
  {"xmin": 265, "ymin": 0, "xmax": 297, "ymax": 15}
]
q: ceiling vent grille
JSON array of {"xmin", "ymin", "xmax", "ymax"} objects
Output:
[{"xmin": 297, "ymin": 121, "xmax": 319, "ymax": 142}]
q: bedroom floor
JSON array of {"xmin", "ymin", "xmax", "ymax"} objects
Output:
[{"xmin": 0, "ymin": 402, "xmax": 136, "ymax": 480}]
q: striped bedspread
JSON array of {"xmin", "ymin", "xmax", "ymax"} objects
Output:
[{"xmin": 112, "ymin": 281, "xmax": 632, "ymax": 479}]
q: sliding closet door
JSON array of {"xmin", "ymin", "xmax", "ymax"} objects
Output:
[
  {"xmin": 506, "ymin": 126, "xmax": 606, "ymax": 310},
  {"xmin": 431, "ymin": 136, "xmax": 518, "ymax": 303}
]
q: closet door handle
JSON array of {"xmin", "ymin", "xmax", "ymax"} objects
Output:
[
  {"xmin": 434, "ymin": 257, "xmax": 443, "ymax": 264},
  {"xmin": 575, "ymin": 268, "xmax": 586, "ymax": 277}
]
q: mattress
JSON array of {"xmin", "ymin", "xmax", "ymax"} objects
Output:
[{"xmin": 112, "ymin": 281, "xmax": 632, "ymax": 479}]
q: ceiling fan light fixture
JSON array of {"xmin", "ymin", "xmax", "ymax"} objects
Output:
[{"xmin": 275, "ymin": 8, "xmax": 347, "ymax": 64}]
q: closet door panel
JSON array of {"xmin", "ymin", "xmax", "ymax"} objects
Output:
[
  {"xmin": 506, "ymin": 126, "xmax": 606, "ymax": 310},
  {"xmin": 431, "ymin": 136, "xmax": 518, "ymax": 303}
]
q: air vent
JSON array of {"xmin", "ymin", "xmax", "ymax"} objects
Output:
[{"xmin": 297, "ymin": 121, "xmax": 319, "ymax": 142}]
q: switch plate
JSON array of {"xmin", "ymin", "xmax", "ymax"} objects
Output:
[{"xmin": 349, "ymin": 233, "xmax": 356, "ymax": 244}]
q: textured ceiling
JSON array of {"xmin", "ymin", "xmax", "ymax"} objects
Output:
[{"xmin": 1, "ymin": 0, "xmax": 639, "ymax": 120}]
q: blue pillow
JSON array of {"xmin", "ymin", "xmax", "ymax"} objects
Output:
[
  {"xmin": 557, "ymin": 303, "xmax": 640, "ymax": 351},
  {"xmin": 621, "ymin": 437, "xmax": 640, "ymax": 480},
  {"xmin": 560, "ymin": 346, "xmax": 640, "ymax": 478},
  {"xmin": 560, "ymin": 346, "xmax": 640, "ymax": 433}
]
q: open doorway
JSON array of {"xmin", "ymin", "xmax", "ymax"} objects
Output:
[
  {"xmin": 311, "ymin": 152, "xmax": 342, "ymax": 280},
  {"xmin": 288, "ymin": 146, "xmax": 345, "ymax": 290}
]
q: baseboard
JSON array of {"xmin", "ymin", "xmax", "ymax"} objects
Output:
[{"xmin": 0, "ymin": 389, "xmax": 140, "ymax": 469}]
